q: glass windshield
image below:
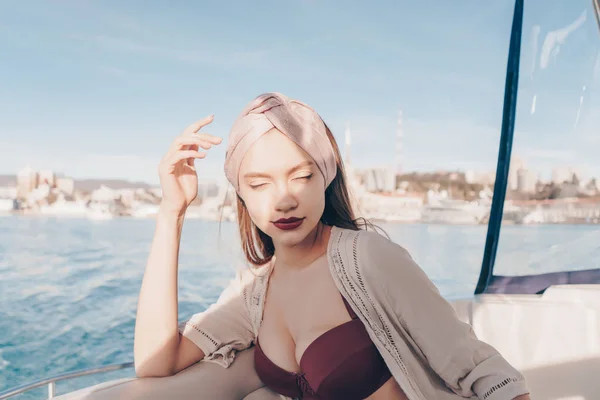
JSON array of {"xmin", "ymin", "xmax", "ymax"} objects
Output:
[{"xmin": 494, "ymin": 0, "xmax": 600, "ymax": 277}]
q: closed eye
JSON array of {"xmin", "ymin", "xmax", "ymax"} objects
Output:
[
  {"xmin": 297, "ymin": 174, "xmax": 313, "ymax": 180},
  {"xmin": 249, "ymin": 174, "xmax": 312, "ymax": 190}
]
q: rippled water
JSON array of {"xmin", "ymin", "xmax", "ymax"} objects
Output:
[{"xmin": 0, "ymin": 216, "xmax": 597, "ymax": 397}]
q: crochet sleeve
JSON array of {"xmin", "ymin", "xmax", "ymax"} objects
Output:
[{"xmin": 178, "ymin": 268, "xmax": 255, "ymax": 368}]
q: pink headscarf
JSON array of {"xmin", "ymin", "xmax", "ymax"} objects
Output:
[{"xmin": 224, "ymin": 92, "xmax": 337, "ymax": 193}]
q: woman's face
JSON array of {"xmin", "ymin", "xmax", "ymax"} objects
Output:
[{"xmin": 238, "ymin": 129, "xmax": 326, "ymax": 248}]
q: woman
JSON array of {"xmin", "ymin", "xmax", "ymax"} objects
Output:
[{"xmin": 134, "ymin": 92, "xmax": 531, "ymax": 400}]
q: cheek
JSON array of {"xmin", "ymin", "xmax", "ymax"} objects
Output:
[
  {"xmin": 244, "ymin": 192, "xmax": 272, "ymax": 224},
  {"xmin": 301, "ymin": 184, "xmax": 326, "ymax": 217}
]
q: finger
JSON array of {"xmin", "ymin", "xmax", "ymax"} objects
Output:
[
  {"xmin": 183, "ymin": 115, "xmax": 214, "ymax": 135},
  {"xmin": 166, "ymin": 137, "xmax": 210, "ymax": 159},
  {"xmin": 175, "ymin": 136, "xmax": 214, "ymax": 150},
  {"xmin": 187, "ymin": 143, "xmax": 198, "ymax": 166},
  {"xmin": 170, "ymin": 150, "xmax": 206, "ymax": 164},
  {"xmin": 193, "ymin": 132, "xmax": 222, "ymax": 144}
]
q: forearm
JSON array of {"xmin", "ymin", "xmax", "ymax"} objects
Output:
[{"xmin": 133, "ymin": 206, "xmax": 185, "ymax": 376}]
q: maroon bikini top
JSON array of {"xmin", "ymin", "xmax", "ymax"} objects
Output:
[{"xmin": 254, "ymin": 294, "xmax": 392, "ymax": 400}]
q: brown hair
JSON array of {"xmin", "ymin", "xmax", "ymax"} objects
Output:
[{"xmin": 229, "ymin": 121, "xmax": 383, "ymax": 267}]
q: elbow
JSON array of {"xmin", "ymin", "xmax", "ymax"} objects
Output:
[
  {"xmin": 134, "ymin": 365, "xmax": 174, "ymax": 379},
  {"xmin": 134, "ymin": 358, "xmax": 175, "ymax": 379},
  {"xmin": 133, "ymin": 340, "xmax": 178, "ymax": 378}
]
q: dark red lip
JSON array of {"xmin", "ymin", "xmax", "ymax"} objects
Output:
[
  {"xmin": 274, "ymin": 217, "xmax": 303, "ymax": 223},
  {"xmin": 272, "ymin": 217, "xmax": 304, "ymax": 230}
]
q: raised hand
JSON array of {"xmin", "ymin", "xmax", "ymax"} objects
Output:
[{"xmin": 157, "ymin": 115, "xmax": 222, "ymax": 215}]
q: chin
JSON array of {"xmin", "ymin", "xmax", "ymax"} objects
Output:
[{"xmin": 275, "ymin": 235, "xmax": 304, "ymax": 248}]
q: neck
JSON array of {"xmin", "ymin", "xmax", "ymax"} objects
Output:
[{"xmin": 273, "ymin": 223, "xmax": 332, "ymax": 271}]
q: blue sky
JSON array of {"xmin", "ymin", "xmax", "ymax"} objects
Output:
[{"xmin": 1, "ymin": 0, "xmax": 598, "ymax": 185}]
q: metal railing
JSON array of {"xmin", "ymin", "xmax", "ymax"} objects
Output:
[{"xmin": 0, "ymin": 362, "xmax": 134, "ymax": 399}]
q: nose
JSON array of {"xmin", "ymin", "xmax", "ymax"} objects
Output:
[{"xmin": 274, "ymin": 183, "xmax": 298, "ymax": 213}]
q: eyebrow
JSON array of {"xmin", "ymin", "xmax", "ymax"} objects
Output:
[{"xmin": 243, "ymin": 160, "xmax": 314, "ymax": 179}]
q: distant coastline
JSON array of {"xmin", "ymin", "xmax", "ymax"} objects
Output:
[{"xmin": 0, "ymin": 174, "xmax": 157, "ymax": 192}]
